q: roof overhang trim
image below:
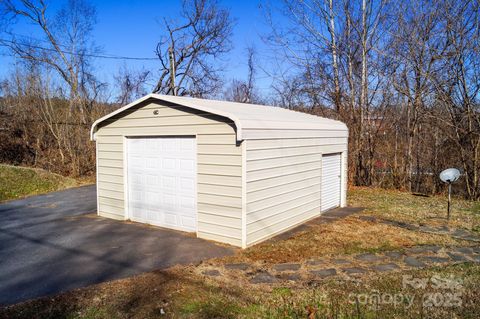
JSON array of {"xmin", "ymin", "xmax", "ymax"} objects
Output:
[{"xmin": 90, "ymin": 93, "xmax": 243, "ymax": 141}]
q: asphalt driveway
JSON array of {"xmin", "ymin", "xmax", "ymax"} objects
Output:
[{"xmin": 0, "ymin": 185, "xmax": 234, "ymax": 306}]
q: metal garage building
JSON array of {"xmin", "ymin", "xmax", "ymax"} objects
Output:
[{"xmin": 90, "ymin": 94, "xmax": 348, "ymax": 248}]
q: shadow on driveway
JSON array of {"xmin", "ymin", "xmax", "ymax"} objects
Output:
[{"xmin": 0, "ymin": 185, "xmax": 234, "ymax": 306}]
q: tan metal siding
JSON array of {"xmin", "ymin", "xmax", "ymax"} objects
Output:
[
  {"xmin": 95, "ymin": 101, "xmax": 242, "ymax": 247},
  {"xmin": 245, "ymin": 137, "xmax": 348, "ymax": 246}
]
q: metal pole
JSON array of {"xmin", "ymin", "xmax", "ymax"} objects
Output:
[{"xmin": 447, "ymin": 183, "xmax": 451, "ymax": 221}]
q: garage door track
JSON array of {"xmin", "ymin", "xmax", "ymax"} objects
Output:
[{"xmin": 0, "ymin": 185, "xmax": 234, "ymax": 306}]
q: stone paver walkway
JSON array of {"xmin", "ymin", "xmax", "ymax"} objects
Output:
[
  {"xmin": 198, "ymin": 244, "xmax": 480, "ymax": 285},
  {"xmin": 358, "ymin": 216, "xmax": 480, "ymax": 242},
  {"xmin": 197, "ymin": 208, "xmax": 480, "ymax": 286}
]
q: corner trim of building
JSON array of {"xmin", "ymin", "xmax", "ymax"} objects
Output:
[
  {"xmin": 241, "ymin": 140, "xmax": 247, "ymax": 248},
  {"xmin": 123, "ymin": 136, "xmax": 130, "ymax": 221},
  {"xmin": 95, "ymin": 140, "xmax": 100, "ymax": 217},
  {"xmin": 341, "ymin": 150, "xmax": 348, "ymax": 207}
]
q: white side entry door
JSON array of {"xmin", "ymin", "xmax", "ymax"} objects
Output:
[{"xmin": 321, "ymin": 153, "xmax": 342, "ymax": 212}]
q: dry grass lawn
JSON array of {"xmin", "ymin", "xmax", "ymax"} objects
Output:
[
  {"xmin": 1, "ymin": 186, "xmax": 479, "ymax": 318},
  {"xmin": 218, "ymin": 186, "xmax": 478, "ymax": 264},
  {"xmin": 220, "ymin": 217, "xmax": 469, "ymax": 265},
  {"xmin": 349, "ymin": 186, "xmax": 480, "ymax": 230}
]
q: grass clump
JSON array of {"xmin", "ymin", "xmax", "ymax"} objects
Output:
[{"xmin": 0, "ymin": 164, "xmax": 80, "ymax": 201}]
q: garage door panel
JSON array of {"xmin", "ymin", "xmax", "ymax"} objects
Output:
[
  {"xmin": 131, "ymin": 190, "xmax": 142, "ymax": 201},
  {"xmin": 145, "ymin": 174, "xmax": 157, "ymax": 187},
  {"xmin": 127, "ymin": 136, "xmax": 197, "ymax": 232},
  {"xmin": 130, "ymin": 173, "xmax": 143, "ymax": 185},
  {"xmin": 145, "ymin": 158, "xmax": 158, "ymax": 168},
  {"xmin": 131, "ymin": 203, "xmax": 144, "ymax": 219},
  {"xmin": 146, "ymin": 210, "xmax": 159, "ymax": 222},
  {"xmin": 163, "ymin": 193, "xmax": 176, "ymax": 208},
  {"xmin": 181, "ymin": 216, "xmax": 196, "ymax": 229},
  {"xmin": 180, "ymin": 196, "xmax": 195, "ymax": 209},
  {"xmin": 161, "ymin": 175, "xmax": 176, "ymax": 190},
  {"xmin": 321, "ymin": 153, "xmax": 341, "ymax": 212},
  {"xmin": 130, "ymin": 156, "xmax": 143, "ymax": 168},
  {"xmin": 164, "ymin": 212, "xmax": 178, "ymax": 226},
  {"xmin": 180, "ymin": 159, "xmax": 195, "ymax": 170},
  {"xmin": 162, "ymin": 158, "xmax": 175, "ymax": 169},
  {"xmin": 179, "ymin": 177, "xmax": 195, "ymax": 191}
]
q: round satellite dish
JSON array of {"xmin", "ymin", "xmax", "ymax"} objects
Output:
[{"xmin": 440, "ymin": 168, "xmax": 460, "ymax": 183}]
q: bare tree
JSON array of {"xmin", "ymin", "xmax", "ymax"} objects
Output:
[
  {"xmin": 0, "ymin": 0, "xmax": 106, "ymax": 176},
  {"xmin": 153, "ymin": 0, "xmax": 234, "ymax": 97},
  {"xmin": 270, "ymin": 74, "xmax": 308, "ymax": 109},
  {"xmin": 327, "ymin": 0, "xmax": 341, "ymax": 111},
  {"xmin": 263, "ymin": 0, "xmax": 351, "ymax": 112},
  {"xmin": 386, "ymin": 0, "xmax": 446, "ymax": 191},
  {"xmin": 265, "ymin": 0, "xmax": 387, "ymax": 186},
  {"xmin": 114, "ymin": 65, "xmax": 150, "ymax": 105},
  {"xmin": 430, "ymin": 0, "xmax": 480, "ymax": 199},
  {"xmin": 223, "ymin": 47, "xmax": 263, "ymax": 103},
  {"xmin": 0, "ymin": 0, "xmax": 99, "ymax": 119}
]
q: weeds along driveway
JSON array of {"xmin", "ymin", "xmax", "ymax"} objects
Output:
[{"xmin": 0, "ymin": 185, "xmax": 234, "ymax": 306}]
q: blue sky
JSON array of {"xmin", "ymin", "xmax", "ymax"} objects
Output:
[{"xmin": 0, "ymin": 0, "xmax": 277, "ymax": 95}]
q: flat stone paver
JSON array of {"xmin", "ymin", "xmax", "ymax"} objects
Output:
[
  {"xmin": 225, "ymin": 263, "xmax": 250, "ymax": 271},
  {"xmin": 273, "ymin": 263, "xmax": 301, "ymax": 272},
  {"xmin": 470, "ymin": 255, "xmax": 480, "ymax": 262},
  {"xmin": 311, "ymin": 268, "xmax": 337, "ymax": 278},
  {"xmin": 315, "ymin": 207, "xmax": 365, "ymax": 221},
  {"xmin": 434, "ymin": 226, "xmax": 451, "ymax": 234},
  {"xmin": 370, "ymin": 263, "xmax": 400, "ymax": 272},
  {"xmin": 452, "ymin": 229, "xmax": 473, "ymax": 237},
  {"xmin": 355, "ymin": 253, "xmax": 384, "ymax": 262},
  {"xmin": 403, "ymin": 224, "xmax": 419, "ymax": 231},
  {"xmin": 371, "ymin": 218, "xmax": 480, "ymax": 242},
  {"xmin": 446, "ymin": 252, "xmax": 470, "ymax": 262},
  {"xmin": 404, "ymin": 256, "xmax": 426, "ymax": 268},
  {"xmin": 462, "ymin": 236, "xmax": 480, "ymax": 242},
  {"xmin": 420, "ymin": 256, "xmax": 452, "ymax": 264},
  {"xmin": 407, "ymin": 245, "xmax": 441, "ymax": 254},
  {"xmin": 278, "ymin": 273, "xmax": 302, "ymax": 281},
  {"xmin": 454, "ymin": 247, "xmax": 473, "ymax": 254},
  {"xmin": 358, "ymin": 216, "xmax": 377, "ymax": 222},
  {"xmin": 306, "ymin": 259, "xmax": 326, "ymax": 266},
  {"xmin": 419, "ymin": 226, "xmax": 438, "ymax": 233},
  {"xmin": 385, "ymin": 251, "xmax": 404, "ymax": 259},
  {"xmin": 250, "ymin": 272, "xmax": 278, "ymax": 284},
  {"xmin": 206, "ymin": 245, "xmax": 480, "ymax": 288},
  {"xmin": 342, "ymin": 267, "xmax": 368, "ymax": 275},
  {"xmin": 203, "ymin": 269, "xmax": 221, "ymax": 276}
]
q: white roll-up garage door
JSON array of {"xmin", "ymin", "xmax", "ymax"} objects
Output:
[
  {"xmin": 126, "ymin": 136, "xmax": 196, "ymax": 232},
  {"xmin": 321, "ymin": 153, "xmax": 342, "ymax": 212}
]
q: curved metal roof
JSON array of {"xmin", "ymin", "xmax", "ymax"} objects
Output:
[{"xmin": 90, "ymin": 93, "xmax": 348, "ymax": 141}]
